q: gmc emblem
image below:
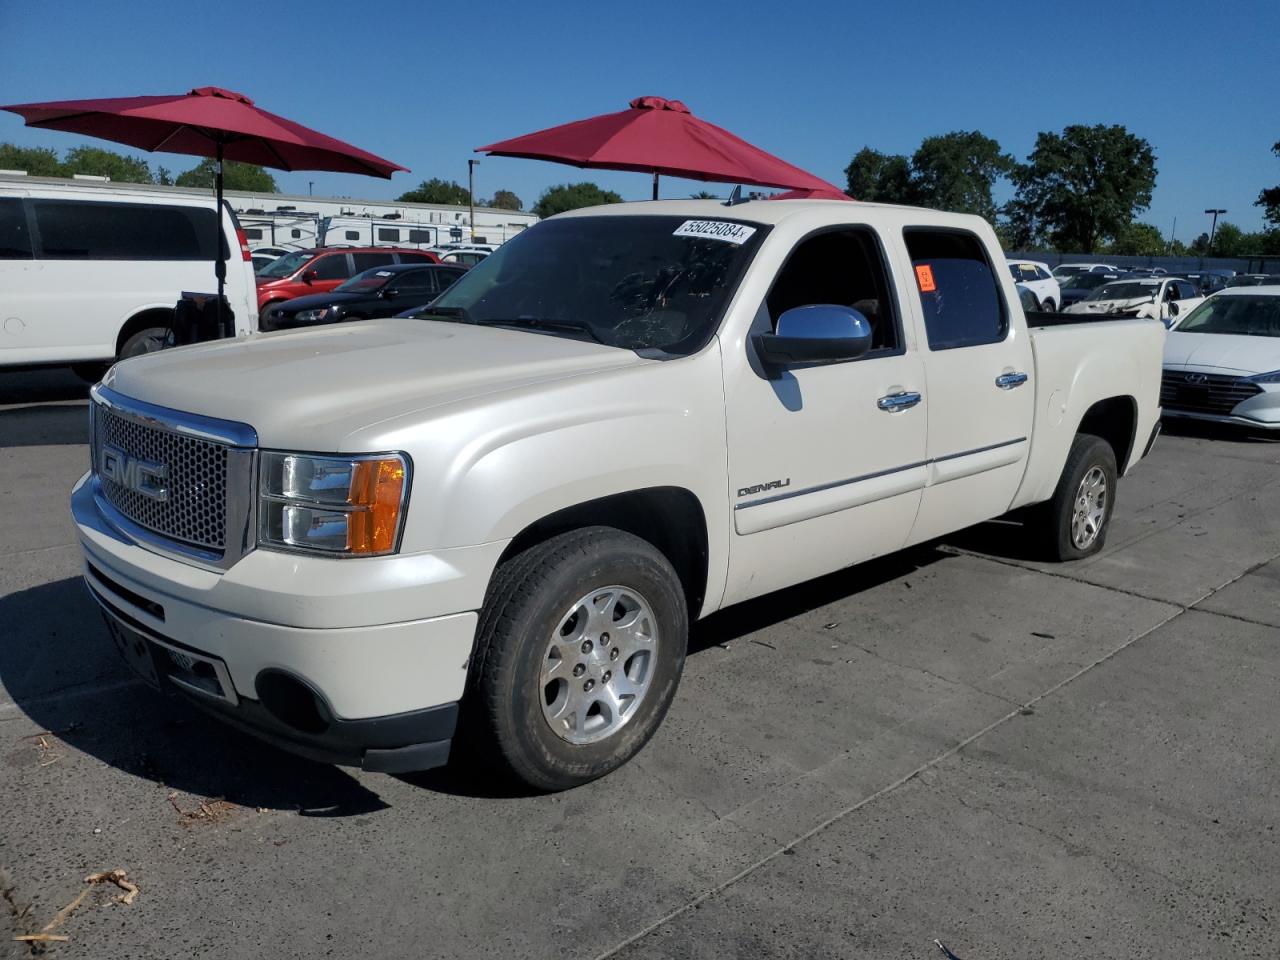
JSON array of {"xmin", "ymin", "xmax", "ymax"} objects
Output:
[{"xmin": 100, "ymin": 444, "xmax": 169, "ymax": 501}]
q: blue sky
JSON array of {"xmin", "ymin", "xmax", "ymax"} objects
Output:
[{"xmin": 3, "ymin": 0, "xmax": 1278, "ymax": 240}]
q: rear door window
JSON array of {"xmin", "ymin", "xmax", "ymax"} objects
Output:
[
  {"xmin": 905, "ymin": 229, "xmax": 1007, "ymax": 350},
  {"xmin": 391, "ymin": 269, "xmax": 438, "ymax": 295},
  {"xmin": 0, "ymin": 198, "xmax": 33, "ymax": 259},
  {"xmin": 31, "ymin": 199, "xmax": 223, "ymax": 260},
  {"xmin": 352, "ymin": 252, "xmax": 395, "ymax": 273}
]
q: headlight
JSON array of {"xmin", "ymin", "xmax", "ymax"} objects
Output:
[
  {"xmin": 1250, "ymin": 370, "xmax": 1280, "ymax": 384},
  {"xmin": 259, "ymin": 452, "xmax": 410, "ymax": 556},
  {"xmin": 293, "ymin": 307, "xmax": 331, "ymax": 324}
]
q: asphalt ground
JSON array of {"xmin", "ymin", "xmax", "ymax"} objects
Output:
[{"xmin": 1, "ymin": 366, "xmax": 1277, "ymax": 959}]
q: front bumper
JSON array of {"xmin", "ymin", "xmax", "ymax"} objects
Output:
[
  {"xmin": 73, "ymin": 472, "xmax": 505, "ymax": 772},
  {"xmin": 1161, "ymin": 407, "xmax": 1280, "ymax": 430}
]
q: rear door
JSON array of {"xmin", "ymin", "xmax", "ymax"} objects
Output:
[
  {"xmin": 721, "ymin": 225, "xmax": 928, "ymax": 605},
  {"xmin": 900, "ymin": 227, "xmax": 1035, "ymax": 544}
]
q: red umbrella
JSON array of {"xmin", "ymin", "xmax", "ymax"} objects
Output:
[
  {"xmin": 477, "ymin": 96, "xmax": 841, "ymax": 200},
  {"xmin": 3, "ymin": 87, "xmax": 407, "ymax": 333}
]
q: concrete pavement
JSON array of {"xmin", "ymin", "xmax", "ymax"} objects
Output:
[{"xmin": 1, "ymin": 368, "xmax": 1276, "ymax": 959}]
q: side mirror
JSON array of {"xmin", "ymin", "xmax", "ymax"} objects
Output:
[
  {"xmin": 752, "ymin": 305, "xmax": 873, "ymax": 372},
  {"xmin": 301, "ymin": 269, "xmax": 317, "ymax": 284},
  {"xmin": 1168, "ymin": 301, "xmax": 1180, "ymax": 316}
]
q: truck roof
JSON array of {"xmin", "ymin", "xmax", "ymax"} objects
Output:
[{"xmin": 555, "ymin": 197, "xmax": 991, "ymax": 232}]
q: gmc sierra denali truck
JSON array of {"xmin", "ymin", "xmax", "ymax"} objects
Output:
[{"xmin": 71, "ymin": 199, "xmax": 1164, "ymax": 790}]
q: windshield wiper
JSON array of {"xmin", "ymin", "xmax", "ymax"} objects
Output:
[
  {"xmin": 414, "ymin": 305, "xmax": 473, "ymax": 323},
  {"xmin": 474, "ymin": 316, "xmax": 607, "ymax": 345}
]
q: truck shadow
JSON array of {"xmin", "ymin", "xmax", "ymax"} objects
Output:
[
  {"xmin": 0, "ymin": 576, "xmax": 389, "ymax": 817},
  {"xmin": 0, "ymin": 368, "xmax": 92, "ymax": 448}
]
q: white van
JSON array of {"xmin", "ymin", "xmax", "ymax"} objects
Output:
[{"xmin": 0, "ymin": 176, "xmax": 258, "ymax": 370}]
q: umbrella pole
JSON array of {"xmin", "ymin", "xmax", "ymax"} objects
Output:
[
  {"xmin": 215, "ymin": 140, "xmax": 227, "ymax": 339},
  {"xmin": 652, "ymin": 171, "xmax": 659, "ymax": 201}
]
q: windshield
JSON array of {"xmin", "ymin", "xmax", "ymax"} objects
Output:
[
  {"xmin": 1068, "ymin": 272, "xmax": 1119, "ymax": 291},
  {"xmin": 257, "ymin": 249, "xmax": 316, "ymax": 279},
  {"xmin": 1226, "ymin": 275, "xmax": 1279, "ymax": 287},
  {"xmin": 1087, "ymin": 281, "xmax": 1158, "ymax": 302},
  {"xmin": 1176, "ymin": 295, "xmax": 1280, "ymax": 337},
  {"xmin": 1053, "ymin": 265, "xmax": 1089, "ymax": 277},
  {"xmin": 336, "ymin": 268, "xmax": 396, "ymax": 293},
  {"xmin": 426, "ymin": 215, "xmax": 768, "ymax": 356}
]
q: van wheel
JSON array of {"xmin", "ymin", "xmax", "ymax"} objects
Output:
[
  {"xmin": 120, "ymin": 326, "xmax": 169, "ymax": 359},
  {"xmin": 463, "ymin": 527, "xmax": 688, "ymax": 791},
  {"xmin": 1036, "ymin": 433, "xmax": 1117, "ymax": 561}
]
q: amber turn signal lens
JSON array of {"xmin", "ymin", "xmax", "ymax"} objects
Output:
[{"xmin": 346, "ymin": 458, "xmax": 406, "ymax": 554}]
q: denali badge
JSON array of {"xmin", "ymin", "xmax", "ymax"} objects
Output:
[
  {"xmin": 100, "ymin": 444, "xmax": 169, "ymax": 501},
  {"xmin": 737, "ymin": 478, "xmax": 791, "ymax": 498}
]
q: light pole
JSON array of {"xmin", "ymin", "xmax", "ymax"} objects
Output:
[
  {"xmin": 468, "ymin": 159, "xmax": 480, "ymax": 242},
  {"xmin": 1205, "ymin": 208, "xmax": 1226, "ymax": 254}
]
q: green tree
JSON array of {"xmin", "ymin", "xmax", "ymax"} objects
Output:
[
  {"xmin": 1009, "ymin": 124, "xmax": 1157, "ymax": 253},
  {"xmin": 908, "ymin": 131, "xmax": 1013, "ymax": 219},
  {"xmin": 843, "ymin": 147, "xmax": 914, "ymax": 203},
  {"xmin": 175, "ymin": 158, "xmax": 278, "ymax": 192},
  {"xmin": 156, "ymin": 166, "xmax": 173, "ymax": 186},
  {"xmin": 532, "ymin": 182, "xmax": 623, "ymax": 219},
  {"xmin": 1208, "ymin": 223, "xmax": 1247, "ymax": 256},
  {"xmin": 396, "ymin": 178, "xmax": 470, "ymax": 205},
  {"xmin": 0, "ymin": 142, "xmax": 64, "ymax": 176},
  {"xmin": 62, "ymin": 145, "xmax": 154, "ymax": 184},
  {"xmin": 1257, "ymin": 141, "xmax": 1280, "ymax": 226},
  {"xmin": 483, "ymin": 189, "xmax": 523, "ymax": 210},
  {"xmin": 689, "ymin": 190, "xmax": 720, "ymax": 199},
  {"xmin": 1107, "ymin": 222, "xmax": 1168, "ymax": 256}
]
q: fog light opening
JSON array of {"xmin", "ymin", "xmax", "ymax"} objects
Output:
[{"xmin": 256, "ymin": 670, "xmax": 330, "ymax": 735}]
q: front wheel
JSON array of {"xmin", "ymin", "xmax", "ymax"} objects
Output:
[
  {"xmin": 1035, "ymin": 433, "xmax": 1118, "ymax": 561},
  {"xmin": 463, "ymin": 527, "xmax": 688, "ymax": 791},
  {"xmin": 1041, "ymin": 298, "xmax": 1057, "ymax": 312}
]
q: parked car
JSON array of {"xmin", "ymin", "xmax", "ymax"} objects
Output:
[
  {"xmin": 1007, "ymin": 259, "xmax": 1061, "ymax": 311},
  {"xmin": 1182, "ymin": 270, "xmax": 1234, "ymax": 296},
  {"xmin": 1058, "ymin": 271, "xmax": 1128, "ymax": 309},
  {"xmin": 1052, "ymin": 262, "xmax": 1119, "ymax": 280},
  {"xmin": 1160, "ymin": 286, "xmax": 1280, "ymax": 430},
  {"xmin": 439, "ymin": 249, "xmax": 491, "ymax": 266},
  {"xmin": 251, "ymin": 245, "xmax": 291, "ymax": 260},
  {"xmin": 72, "ymin": 199, "xmax": 1163, "ymax": 790},
  {"xmin": 252, "ymin": 253, "xmax": 278, "ymax": 273},
  {"xmin": 1064, "ymin": 276, "xmax": 1202, "ymax": 327},
  {"xmin": 1225, "ymin": 273, "xmax": 1280, "ymax": 287},
  {"xmin": 260, "ymin": 263, "xmax": 468, "ymax": 331},
  {"xmin": 255, "ymin": 246, "xmax": 440, "ymax": 313},
  {"xmin": 0, "ymin": 176, "xmax": 257, "ymax": 371},
  {"xmin": 1015, "ymin": 283, "xmax": 1041, "ymax": 312}
]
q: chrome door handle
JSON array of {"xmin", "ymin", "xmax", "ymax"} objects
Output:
[
  {"xmin": 995, "ymin": 372, "xmax": 1029, "ymax": 390},
  {"xmin": 877, "ymin": 391, "xmax": 922, "ymax": 412}
]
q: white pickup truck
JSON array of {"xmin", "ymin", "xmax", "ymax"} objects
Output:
[{"xmin": 71, "ymin": 199, "xmax": 1164, "ymax": 790}]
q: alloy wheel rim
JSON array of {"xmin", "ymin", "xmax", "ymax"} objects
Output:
[
  {"xmin": 1071, "ymin": 466, "xmax": 1108, "ymax": 549},
  {"xmin": 540, "ymin": 585, "xmax": 658, "ymax": 745}
]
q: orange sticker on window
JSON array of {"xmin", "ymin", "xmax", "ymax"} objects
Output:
[{"xmin": 915, "ymin": 264, "xmax": 936, "ymax": 292}]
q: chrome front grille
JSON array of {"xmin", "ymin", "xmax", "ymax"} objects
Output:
[
  {"xmin": 90, "ymin": 386, "xmax": 258, "ymax": 568},
  {"xmin": 1160, "ymin": 371, "xmax": 1262, "ymax": 415}
]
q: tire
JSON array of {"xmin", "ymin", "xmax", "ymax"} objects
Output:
[
  {"xmin": 1042, "ymin": 298, "xmax": 1057, "ymax": 313},
  {"xmin": 462, "ymin": 526, "xmax": 688, "ymax": 791},
  {"xmin": 119, "ymin": 326, "xmax": 169, "ymax": 360},
  {"xmin": 1036, "ymin": 433, "xmax": 1118, "ymax": 561}
]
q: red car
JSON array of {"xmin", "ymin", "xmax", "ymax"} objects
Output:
[{"xmin": 255, "ymin": 247, "xmax": 440, "ymax": 312}]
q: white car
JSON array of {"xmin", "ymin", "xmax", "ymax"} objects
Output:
[
  {"xmin": 250, "ymin": 246, "xmax": 291, "ymax": 260},
  {"xmin": 1064, "ymin": 277, "xmax": 1203, "ymax": 327},
  {"xmin": 1052, "ymin": 262, "xmax": 1119, "ymax": 281},
  {"xmin": 1161, "ymin": 286, "xmax": 1280, "ymax": 430},
  {"xmin": 72, "ymin": 199, "xmax": 1163, "ymax": 790},
  {"xmin": 1007, "ymin": 259, "xmax": 1061, "ymax": 311}
]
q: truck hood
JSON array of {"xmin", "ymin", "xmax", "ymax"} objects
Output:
[
  {"xmin": 1163, "ymin": 331, "xmax": 1280, "ymax": 375},
  {"xmin": 104, "ymin": 319, "xmax": 649, "ymax": 449}
]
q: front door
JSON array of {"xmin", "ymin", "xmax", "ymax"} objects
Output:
[
  {"xmin": 721, "ymin": 226, "xmax": 928, "ymax": 607},
  {"xmin": 899, "ymin": 227, "xmax": 1035, "ymax": 544}
]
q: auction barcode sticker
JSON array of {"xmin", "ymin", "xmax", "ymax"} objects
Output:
[{"xmin": 673, "ymin": 220, "xmax": 757, "ymax": 245}]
